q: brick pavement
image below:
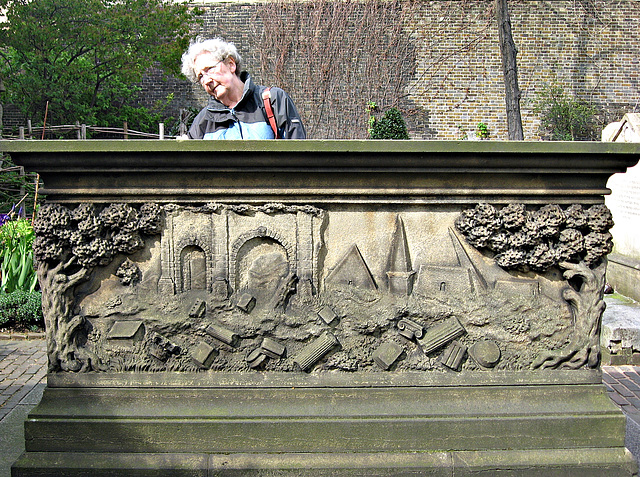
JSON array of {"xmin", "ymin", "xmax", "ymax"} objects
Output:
[
  {"xmin": 0, "ymin": 339, "xmax": 47, "ymax": 422},
  {"xmin": 603, "ymin": 365, "xmax": 640, "ymax": 419}
]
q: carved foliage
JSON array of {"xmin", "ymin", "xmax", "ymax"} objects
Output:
[
  {"xmin": 33, "ymin": 202, "xmax": 163, "ymax": 371},
  {"xmin": 456, "ymin": 203, "xmax": 613, "ymax": 369},
  {"xmin": 455, "ymin": 203, "xmax": 613, "ymax": 271}
]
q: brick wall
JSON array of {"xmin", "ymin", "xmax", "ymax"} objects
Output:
[
  {"xmin": 151, "ymin": 0, "xmax": 638, "ymax": 140},
  {"xmin": 5, "ymin": 1, "xmax": 638, "ymax": 140},
  {"xmin": 407, "ymin": 0, "xmax": 639, "ymax": 140}
]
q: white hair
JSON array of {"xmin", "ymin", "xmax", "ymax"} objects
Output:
[{"xmin": 181, "ymin": 37, "xmax": 243, "ymax": 83}]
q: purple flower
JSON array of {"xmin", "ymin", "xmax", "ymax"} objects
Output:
[{"xmin": 0, "ymin": 214, "xmax": 10, "ymax": 227}]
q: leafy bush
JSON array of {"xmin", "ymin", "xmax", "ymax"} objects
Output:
[
  {"xmin": 1, "ymin": 217, "xmax": 38, "ymax": 294},
  {"xmin": 367, "ymin": 102, "xmax": 409, "ymax": 139},
  {"xmin": 476, "ymin": 122, "xmax": 490, "ymax": 139},
  {"xmin": 0, "ymin": 290, "xmax": 43, "ymax": 330},
  {"xmin": 531, "ymin": 83, "xmax": 599, "ymax": 141}
]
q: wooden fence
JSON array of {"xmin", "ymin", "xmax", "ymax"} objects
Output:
[{"xmin": 1, "ymin": 109, "xmax": 193, "ymax": 140}]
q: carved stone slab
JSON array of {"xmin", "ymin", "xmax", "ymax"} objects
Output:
[{"xmin": 4, "ymin": 140, "xmax": 639, "ymax": 476}]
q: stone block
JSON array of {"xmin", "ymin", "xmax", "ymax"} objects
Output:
[
  {"xmin": 260, "ymin": 337, "xmax": 285, "ymax": 359},
  {"xmin": 372, "ymin": 342, "xmax": 403, "ymax": 370},
  {"xmin": 188, "ymin": 299, "xmax": 206, "ymax": 318},
  {"xmin": 106, "ymin": 321, "xmax": 145, "ymax": 347},
  {"xmin": 601, "ymin": 295, "xmax": 640, "ymax": 359},
  {"xmin": 191, "ymin": 342, "xmax": 217, "ymax": 369},
  {"xmin": 317, "ymin": 305, "xmax": 338, "ymax": 325},
  {"xmin": 236, "ymin": 293, "xmax": 256, "ymax": 313},
  {"xmin": 205, "ymin": 325, "xmax": 239, "ymax": 347}
]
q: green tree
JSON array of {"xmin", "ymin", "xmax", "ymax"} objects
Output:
[{"xmin": 0, "ymin": 0, "xmax": 199, "ymax": 131}]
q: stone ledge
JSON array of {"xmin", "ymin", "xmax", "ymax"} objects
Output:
[
  {"xmin": 608, "ymin": 254, "xmax": 640, "ymax": 303},
  {"xmin": 0, "ymin": 332, "xmax": 46, "ymax": 341},
  {"xmin": 12, "ymin": 448, "xmax": 638, "ymax": 477},
  {"xmin": 602, "ymin": 294, "xmax": 640, "ymax": 365}
]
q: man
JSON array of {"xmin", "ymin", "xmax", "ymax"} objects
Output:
[{"xmin": 181, "ymin": 38, "xmax": 306, "ymax": 139}]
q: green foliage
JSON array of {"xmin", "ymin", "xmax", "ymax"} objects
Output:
[
  {"xmin": 531, "ymin": 83, "xmax": 599, "ymax": 141},
  {"xmin": 367, "ymin": 102, "xmax": 409, "ymax": 140},
  {"xmin": 0, "ymin": 290, "xmax": 43, "ymax": 330},
  {"xmin": 476, "ymin": 122, "xmax": 489, "ymax": 139},
  {"xmin": 1, "ymin": 218, "xmax": 38, "ymax": 294},
  {"xmin": 0, "ymin": 0, "xmax": 200, "ymax": 131}
]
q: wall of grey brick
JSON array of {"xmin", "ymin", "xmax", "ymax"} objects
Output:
[
  {"xmin": 150, "ymin": 0, "xmax": 638, "ymax": 140},
  {"xmin": 5, "ymin": 1, "xmax": 638, "ymax": 140}
]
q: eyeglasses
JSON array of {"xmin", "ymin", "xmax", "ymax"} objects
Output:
[{"xmin": 196, "ymin": 59, "xmax": 225, "ymax": 84}]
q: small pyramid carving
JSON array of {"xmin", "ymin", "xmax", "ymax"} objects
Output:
[{"xmin": 326, "ymin": 244, "xmax": 377, "ymax": 290}]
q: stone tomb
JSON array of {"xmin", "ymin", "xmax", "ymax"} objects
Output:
[{"xmin": 3, "ymin": 139, "xmax": 640, "ymax": 476}]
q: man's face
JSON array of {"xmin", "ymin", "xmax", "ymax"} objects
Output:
[{"xmin": 194, "ymin": 53, "xmax": 236, "ymax": 104}]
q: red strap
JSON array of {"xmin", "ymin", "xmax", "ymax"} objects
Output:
[{"xmin": 262, "ymin": 88, "xmax": 279, "ymax": 139}]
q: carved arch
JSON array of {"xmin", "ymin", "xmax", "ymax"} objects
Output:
[
  {"xmin": 174, "ymin": 237, "xmax": 214, "ymax": 293},
  {"xmin": 229, "ymin": 226, "xmax": 296, "ymax": 293}
]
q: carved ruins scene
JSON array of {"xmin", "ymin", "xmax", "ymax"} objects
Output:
[{"xmin": 33, "ymin": 201, "xmax": 614, "ymax": 374}]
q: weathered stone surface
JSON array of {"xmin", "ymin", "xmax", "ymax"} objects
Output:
[{"xmin": 3, "ymin": 140, "xmax": 639, "ymax": 476}]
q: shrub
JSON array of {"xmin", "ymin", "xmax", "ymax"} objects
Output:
[
  {"xmin": 0, "ymin": 290, "xmax": 43, "ymax": 331},
  {"xmin": 476, "ymin": 122, "xmax": 490, "ymax": 139},
  {"xmin": 1, "ymin": 217, "xmax": 38, "ymax": 294},
  {"xmin": 531, "ymin": 83, "xmax": 599, "ymax": 141},
  {"xmin": 367, "ymin": 102, "xmax": 409, "ymax": 139}
]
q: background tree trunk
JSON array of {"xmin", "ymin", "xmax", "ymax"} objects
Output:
[{"xmin": 496, "ymin": 0, "xmax": 524, "ymax": 140}]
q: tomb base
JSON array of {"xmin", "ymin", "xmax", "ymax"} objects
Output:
[
  {"xmin": 12, "ymin": 372, "xmax": 637, "ymax": 476},
  {"xmin": 5, "ymin": 140, "xmax": 640, "ymax": 477}
]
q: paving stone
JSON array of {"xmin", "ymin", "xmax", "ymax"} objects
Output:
[
  {"xmin": 1, "ymin": 384, "xmax": 20, "ymax": 396},
  {"xmin": 625, "ymin": 373, "xmax": 640, "ymax": 384},
  {"xmin": 24, "ymin": 365, "xmax": 41, "ymax": 375},
  {"xmin": 609, "ymin": 391, "xmax": 631, "ymax": 406},
  {"xmin": 606, "ymin": 368, "xmax": 627, "ymax": 379},
  {"xmin": 620, "ymin": 379, "xmax": 640, "ymax": 391},
  {"xmin": 613, "ymin": 383, "xmax": 638, "ymax": 397}
]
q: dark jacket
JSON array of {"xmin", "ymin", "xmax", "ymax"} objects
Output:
[{"xmin": 188, "ymin": 72, "xmax": 306, "ymax": 139}]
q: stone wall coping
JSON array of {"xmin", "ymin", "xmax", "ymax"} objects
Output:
[
  {"xmin": 3, "ymin": 138, "xmax": 640, "ymax": 156},
  {"xmin": 4, "ymin": 139, "xmax": 639, "ymax": 205}
]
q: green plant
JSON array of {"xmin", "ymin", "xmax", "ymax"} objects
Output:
[
  {"xmin": 0, "ymin": 290, "xmax": 43, "ymax": 330},
  {"xmin": 476, "ymin": 122, "xmax": 489, "ymax": 139},
  {"xmin": 367, "ymin": 102, "xmax": 409, "ymax": 140},
  {"xmin": 1, "ymin": 217, "xmax": 38, "ymax": 294},
  {"xmin": 531, "ymin": 83, "xmax": 599, "ymax": 141}
]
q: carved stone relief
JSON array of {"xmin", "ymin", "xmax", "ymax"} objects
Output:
[{"xmin": 32, "ymin": 201, "xmax": 610, "ymax": 374}]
